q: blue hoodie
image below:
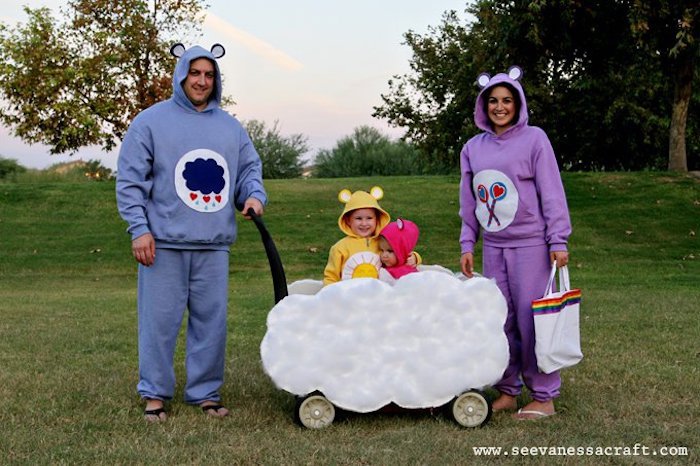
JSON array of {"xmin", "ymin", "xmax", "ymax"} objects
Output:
[
  {"xmin": 458, "ymin": 70, "xmax": 571, "ymax": 254},
  {"xmin": 116, "ymin": 45, "xmax": 267, "ymax": 250}
]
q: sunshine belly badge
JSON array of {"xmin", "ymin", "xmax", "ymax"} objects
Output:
[{"xmin": 472, "ymin": 169, "xmax": 518, "ymax": 232}]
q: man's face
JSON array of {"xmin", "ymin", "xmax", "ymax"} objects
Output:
[{"xmin": 183, "ymin": 58, "xmax": 215, "ymax": 111}]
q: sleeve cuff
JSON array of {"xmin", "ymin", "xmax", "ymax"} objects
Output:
[{"xmin": 129, "ymin": 225, "xmax": 151, "ymax": 241}]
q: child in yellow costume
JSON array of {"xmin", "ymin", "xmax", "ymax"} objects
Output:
[
  {"xmin": 323, "ymin": 187, "xmax": 390, "ymax": 285},
  {"xmin": 324, "ymin": 187, "xmax": 420, "ymax": 285}
]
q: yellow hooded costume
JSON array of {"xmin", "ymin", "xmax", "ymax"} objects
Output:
[{"xmin": 323, "ymin": 187, "xmax": 391, "ymax": 285}]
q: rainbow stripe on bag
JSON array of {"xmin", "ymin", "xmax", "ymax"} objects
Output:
[{"xmin": 532, "ymin": 290, "xmax": 582, "ymax": 315}]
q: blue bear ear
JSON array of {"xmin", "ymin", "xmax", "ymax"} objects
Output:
[
  {"xmin": 170, "ymin": 43, "xmax": 186, "ymax": 58},
  {"xmin": 210, "ymin": 43, "xmax": 225, "ymax": 59},
  {"xmin": 476, "ymin": 72, "xmax": 491, "ymax": 88},
  {"xmin": 507, "ymin": 65, "xmax": 523, "ymax": 81}
]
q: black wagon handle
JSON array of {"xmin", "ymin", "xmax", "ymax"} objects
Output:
[{"xmin": 246, "ymin": 208, "xmax": 289, "ymax": 304}]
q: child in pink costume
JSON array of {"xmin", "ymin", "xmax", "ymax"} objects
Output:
[
  {"xmin": 458, "ymin": 66, "xmax": 572, "ymax": 420},
  {"xmin": 378, "ymin": 219, "xmax": 420, "ymax": 281}
]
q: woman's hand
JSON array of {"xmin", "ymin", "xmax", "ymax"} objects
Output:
[
  {"xmin": 550, "ymin": 250, "xmax": 569, "ymax": 268},
  {"xmin": 460, "ymin": 252, "xmax": 474, "ymax": 278}
]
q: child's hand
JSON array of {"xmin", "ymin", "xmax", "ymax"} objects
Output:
[{"xmin": 406, "ymin": 252, "xmax": 418, "ymax": 267}]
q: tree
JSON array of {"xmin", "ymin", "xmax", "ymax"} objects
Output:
[
  {"xmin": 372, "ymin": 10, "xmax": 476, "ymax": 171},
  {"xmin": 0, "ymin": 0, "xmax": 206, "ymax": 154},
  {"xmin": 244, "ymin": 120, "xmax": 308, "ymax": 179},
  {"xmin": 374, "ymin": 1, "xmax": 698, "ymax": 171},
  {"xmin": 313, "ymin": 126, "xmax": 424, "ymax": 177},
  {"xmin": 630, "ymin": 1, "xmax": 699, "ymax": 172}
]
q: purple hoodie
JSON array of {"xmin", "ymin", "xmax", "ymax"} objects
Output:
[{"xmin": 459, "ymin": 70, "xmax": 571, "ymax": 254}]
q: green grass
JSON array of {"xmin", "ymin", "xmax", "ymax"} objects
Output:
[{"xmin": 0, "ymin": 173, "xmax": 698, "ymax": 465}]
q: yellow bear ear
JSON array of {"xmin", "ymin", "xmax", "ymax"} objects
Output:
[
  {"xmin": 338, "ymin": 189, "xmax": 353, "ymax": 204},
  {"xmin": 370, "ymin": 186, "xmax": 384, "ymax": 200}
]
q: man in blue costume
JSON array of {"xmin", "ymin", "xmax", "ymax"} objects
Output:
[{"xmin": 116, "ymin": 43, "xmax": 267, "ymax": 421}]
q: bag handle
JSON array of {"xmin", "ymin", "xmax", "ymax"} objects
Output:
[
  {"xmin": 542, "ymin": 262, "xmax": 557, "ymax": 297},
  {"xmin": 542, "ymin": 262, "xmax": 571, "ymax": 297},
  {"xmin": 558, "ymin": 264, "xmax": 571, "ymax": 292}
]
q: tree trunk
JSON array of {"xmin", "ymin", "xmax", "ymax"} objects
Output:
[{"xmin": 668, "ymin": 49, "xmax": 694, "ymax": 172}]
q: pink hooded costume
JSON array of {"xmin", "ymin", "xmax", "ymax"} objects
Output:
[{"xmin": 379, "ymin": 219, "xmax": 420, "ymax": 279}]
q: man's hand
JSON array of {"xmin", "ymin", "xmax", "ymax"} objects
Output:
[
  {"xmin": 242, "ymin": 197, "xmax": 264, "ymax": 219},
  {"xmin": 132, "ymin": 233, "xmax": 156, "ymax": 266}
]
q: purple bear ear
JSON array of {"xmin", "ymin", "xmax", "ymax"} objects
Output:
[
  {"xmin": 507, "ymin": 65, "xmax": 523, "ymax": 81},
  {"xmin": 170, "ymin": 43, "xmax": 186, "ymax": 58},
  {"xmin": 210, "ymin": 43, "xmax": 225, "ymax": 59},
  {"xmin": 476, "ymin": 72, "xmax": 491, "ymax": 88}
]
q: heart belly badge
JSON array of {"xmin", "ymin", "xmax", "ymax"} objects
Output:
[{"xmin": 472, "ymin": 169, "xmax": 518, "ymax": 232}]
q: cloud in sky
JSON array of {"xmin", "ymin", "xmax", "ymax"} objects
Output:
[{"xmin": 204, "ymin": 13, "xmax": 303, "ymax": 72}]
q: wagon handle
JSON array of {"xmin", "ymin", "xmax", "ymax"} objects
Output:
[{"xmin": 247, "ymin": 208, "xmax": 288, "ymax": 304}]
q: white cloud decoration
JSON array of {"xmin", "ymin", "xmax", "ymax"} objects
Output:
[{"xmin": 260, "ymin": 271, "xmax": 509, "ymax": 413}]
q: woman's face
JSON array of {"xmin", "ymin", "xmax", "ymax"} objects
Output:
[{"xmin": 487, "ymin": 85, "xmax": 517, "ymax": 135}]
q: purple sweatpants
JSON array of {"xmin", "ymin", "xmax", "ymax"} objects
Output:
[{"xmin": 483, "ymin": 244, "xmax": 561, "ymax": 401}]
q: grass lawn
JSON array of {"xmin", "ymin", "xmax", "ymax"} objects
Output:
[{"xmin": 0, "ymin": 172, "xmax": 698, "ymax": 464}]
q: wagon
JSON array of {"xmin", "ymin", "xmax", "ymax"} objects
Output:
[{"xmin": 249, "ymin": 211, "xmax": 509, "ymax": 429}]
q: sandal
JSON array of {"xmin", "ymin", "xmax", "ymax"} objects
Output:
[
  {"xmin": 512, "ymin": 408, "xmax": 556, "ymax": 420},
  {"xmin": 144, "ymin": 407, "xmax": 167, "ymax": 422},
  {"xmin": 201, "ymin": 403, "xmax": 229, "ymax": 418}
]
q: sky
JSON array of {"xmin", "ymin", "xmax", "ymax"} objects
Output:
[{"xmin": 1, "ymin": 0, "xmax": 468, "ymax": 170}]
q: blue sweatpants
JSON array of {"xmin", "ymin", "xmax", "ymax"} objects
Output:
[
  {"xmin": 136, "ymin": 248, "xmax": 229, "ymax": 404},
  {"xmin": 483, "ymin": 244, "xmax": 561, "ymax": 401}
]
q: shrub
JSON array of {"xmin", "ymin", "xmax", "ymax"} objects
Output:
[
  {"xmin": 313, "ymin": 126, "xmax": 425, "ymax": 177},
  {"xmin": 244, "ymin": 120, "xmax": 308, "ymax": 179},
  {"xmin": 0, "ymin": 156, "xmax": 27, "ymax": 180}
]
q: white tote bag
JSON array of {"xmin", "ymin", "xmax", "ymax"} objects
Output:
[{"xmin": 532, "ymin": 264, "xmax": 583, "ymax": 374}]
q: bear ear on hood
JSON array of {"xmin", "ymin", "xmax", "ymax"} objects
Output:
[
  {"xmin": 338, "ymin": 189, "xmax": 353, "ymax": 204},
  {"xmin": 369, "ymin": 186, "xmax": 384, "ymax": 200},
  {"xmin": 507, "ymin": 65, "xmax": 523, "ymax": 81},
  {"xmin": 476, "ymin": 66, "xmax": 523, "ymax": 88},
  {"xmin": 170, "ymin": 43, "xmax": 186, "ymax": 58},
  {"xmin": 476, "ymin": 72, "xmax": 491, "ymax": 88},
  {"xmin": 211, "ymin": 43, "xmax": 226, "ymax": 59}
]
